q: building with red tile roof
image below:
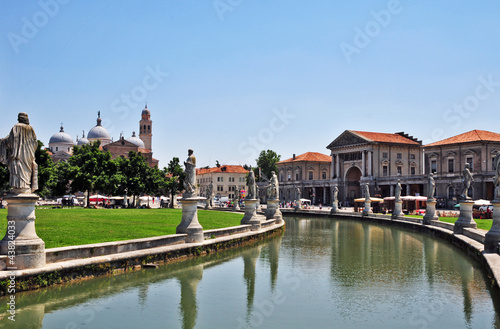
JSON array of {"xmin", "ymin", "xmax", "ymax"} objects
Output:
[
  {"xmin": 196, "ymin": 165, "xmax": 249, "ymax": 200},
  {"xmin": 326, "ymin": 130, "xmax": 424, "ymax": 205},
  {"xmin": 275, "ymin": 152, "xmax": 332, "ymax": 205},
  {"xmin": 423, "ymin": 130, "xmax": 500, "ymax": 204}
]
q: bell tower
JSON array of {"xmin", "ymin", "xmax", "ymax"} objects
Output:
[{"xmin": 139, "ymin": 103, "xmax": 152, "ymax": 151}]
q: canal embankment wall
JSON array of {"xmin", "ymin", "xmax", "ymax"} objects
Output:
[{"xmin": 0, "ymin": 219, "xmax": 284, "ymax": 295}]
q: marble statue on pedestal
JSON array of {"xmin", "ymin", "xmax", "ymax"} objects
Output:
[
  {"xmin": 183, "ymin": 149, "xmax": 196, "ymax": 197},
  {"xmin": 266, "ymin": 171, "xmax": 279, "ymax": 200},
  {"xmin": 460, "ymin": 163, "xmax": 473, "ymax": 200},
  {"xmin": 332, "ymin": 186, "xmax": 338, "ymax": 202},
  {"xmin": 427, "ymin": 173, "xmax": 435, "ymax": 199},
  {"xmin": 296, "ymin": 186, "xmax": 301, "ymax": 200},
  {"xmin": 494, "ymin": 152, "xmax": 500, "ymax": 200},
  {"xmin": 0, "ymin": 113, "xmax": 38, "ymax": 194},
  {"xmin": 395, "ymin": 179, "xmax": 402, "ymax": 202},
  {"xmin": 246, "ymin": 170, "xmax": 257, "ymax": 200},
  {"xmin": 363, "ymin": 183, "xmax": 370, "ymax": 200}
]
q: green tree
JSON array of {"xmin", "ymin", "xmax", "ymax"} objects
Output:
[
  {"xmin": 256, "ymin": 150, "xmax": 281, "ymax": 181},
  {"xmin": 50, "ymin": 161, "xmax": 72, "ymax": 197},
  {"xmin": 68, "ymin": 141, "xmax": 112, "ymax": 207},
  {"xmin": 165, "ymin": 157, "xmax": 184, "ymax": 208},
  {"xmin": 116, "ymin": 151, "xmax": 150, "ymax": 207},
  {"xmin": 35, "ymin": 141, "xmax": 55, "ymax": 197},
  {"xmin": 0, "ymin": 163, "xmax": 9, "ymax": 195}
]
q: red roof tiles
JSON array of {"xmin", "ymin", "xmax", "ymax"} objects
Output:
[
  {"xmin": 277, "ymin": 152, "xmax": 331, "ymax": 164},
  {"xmin": 196, "ymin": 165, "xmax": 249, "ymax": 175},
  {"xmin": 351, "ymin": 131, "xmax": 421, "ymax": 145},
  {"xmin": 425, "ymin": 130, "xmax": 500, "ymax": 147}
]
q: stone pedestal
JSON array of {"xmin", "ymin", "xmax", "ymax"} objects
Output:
[
  {"xmin": 266, "ymin": 199, "xmax": 283, "ymax": 224},
  {"xmin": 362, "ymin": 199, "xmax": 372, "ymax": 216},
  {"xmin": 392, "ymin": 200, "xmax": 404, "ymax": 220},
  {"xmin": 234, "ymin": 201, "xmax": 240, "ymax": 211},
  {"xmin": 330, "ymin": 200, "xmax": 338, "ymax": 214},
  {"xmin": 423, "ymin": 199, "xmax": 439, "ymax": 225},
  {"xmin": 0, "ymin": 194, "xmax": 45, "ymax": 269},
  {"xmin": 177, "ymin": 197, "xmax": 204, "ymax": 243},
  {"xmin": 484, "ymin": 200, "xmax": 500, "ymax": 252},
  {"xmin": 204, "ymin": 197, "xmax": 212, "ymax": 210},
  {"xmin": 242, "ymin": 199, "xmax": 264, "ymax": 230},
  {"xmin": 454, "ymin": 200, "xmax": 477, "ymax": 234}
]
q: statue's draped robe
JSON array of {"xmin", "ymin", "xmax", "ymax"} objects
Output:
[
  {"xmin": 183, "ymin": 155, "xmax": 196, "ymax": 194},
  {"xmin": 0, "ymin": 123, "xmax": 38, "ymax": 192}
]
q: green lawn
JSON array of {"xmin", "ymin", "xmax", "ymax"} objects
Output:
[
  {"xmin": 0, "ymin": 208, "xmax": 242, "ymax": 248},
  {"xmin": 406, "ymin": 214, "xmax": 493, "ymax": 231}
]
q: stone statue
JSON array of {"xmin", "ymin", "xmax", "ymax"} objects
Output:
[
  {"xmin": 494, "ymin": 152, "xmax": 500, "ymax": 200},
  {"xmin": 395, "ymin": 179, "xmax": 402, "ymax": 202},
  {"xmin": 266, "ymin": 171, "xmax": 279, "ymax": 200},
  {"xmin": 246, "ymin": 170, "xmax": 256, "ymax": 200},
  {"xmin": 234, "ymin": 188, "xmax": 240, "ymax": 201},
  {"xmin": 0, "ymin": 113, "xmax": 38, "ymax": 194},
  {"xmin": 183, "ymin": 149, "xmax": 196, "ymax": 197},
  {"xmin": 427, "ymin": 173, "xmax": 435, "ymax": 199},
  {"xmin": 364, "ymin": 183, "xmax": 370, "ymax": 200},
  {"xmin": 296, "ymin": 186, "xmax": 302, "ymax": 200},
  {"xmin": 460, "ymin": 163, "xmax": 473, "ymax": 200},
  {"xmin": 206, "ymin": 181, "xmax": 213, "ymax": 198},
  {"xmin": 332, "ymin": 186, "xmax": 338, "ymax": 202}
]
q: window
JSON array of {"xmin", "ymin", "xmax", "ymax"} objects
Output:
[
  {"xmin": 448, "ymin": 158, "xmax": 454, "ymax": 173},
  {"xmin": 308, "ymin": 171, "xmax": 313, "ymax": 180},
  {"xmin": 217, "ymin": 177, "xmax": 223, "ymax": 182},
  {"xmin": 383, "ymin": 152, "xmax": 388, "ymax": 158},
  {"xmin": 410, "ymin": 166, "xmax": 416, "ymax": 175},
  {"xmin": 397, "ymin": 153, "xmax": 402, "ymax": 159},
  {"xmin": 431, "ymin": 160, "xmax": 437, "ymax": 173},
  {"xmin": 383, "ymin": 165, "xmax": 388, "ymax": 176},
  {"xmin": 322, "ymin": 172, "xmax": 327, "ymax": 180},
  {"xmin": 410, "ymin": 154, "xmax": 415, "ymax": 160},
  {"xmin": 217, "ymin": 186, "xmax": 223, "ymax": 192},
  {"xmin": 280, "ymin": 174, "xmax": 283, "ymax": 182},
  {"xmin": 229, "ymin": 194, "xmax": 234, "ymax": 199},
  {"xmin": 466, "ymin": 157, "xmax": 473, "ymax": 171},
  {"xmin": 397, "ymin": 166, "xmax": 402, "ymax": 175},
  {"xmin": 295, "ymin": 173, "xmax": 299, "ymax": 181},
  {"xmin": 288, "ymin": 174, "xmax": 291, "ymax": 181},
  {"xmin": 448, "ymin": 187, "xmax": 455, "ymax": 199},
  {"xmin": 148, "ymin": 125, "xmax": 150, "ymax": 131},
  {"xmin": 56, "ymin": 147, "xmax": 58, "ymax": 151},
  {"xmin": 229, "ymin": 177, "xmax": 235, "ymax": 182}
]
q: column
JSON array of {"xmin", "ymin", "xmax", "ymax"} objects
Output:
[
  {"xmin": 323, "ymin": 188, "xmax": 326, "ymax": 205},
  {"xmin": 406, "ymin": 184, "xmax": 411, "ymax": 196},
  {"xmin": 368, "ymin": 151, "xmax": 372, "ymax": 177},
  {"xmin": 390, "ymin": 185, "xmax": 394, "ymax": 197},
  {"xmin": 313, "ymin": 187, "xmax": 317, "ymax": 205},
  {"xmin": 362, "ymin": 151, "xmax": 366, "ymax": 177},
  {"xmin": 336, "ymin": 155, "xmax": 340, "ymax": 179},
  {"xmin": 331, "ymin": 155, "xmax": 335, "ymax": 179}
]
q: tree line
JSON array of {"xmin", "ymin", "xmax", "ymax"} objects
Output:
[{"xmin": 0, "ymin": 141, "xmax": 184, "ymax": 208}]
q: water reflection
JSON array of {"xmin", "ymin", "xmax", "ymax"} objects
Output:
[{"xmin": 0, "ymin": 218, "xmax": 499, "ymax": 329}]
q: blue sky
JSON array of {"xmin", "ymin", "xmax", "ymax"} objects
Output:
[{"xmin": 2, "ymin": 0, "xmax": 500, "ymax": 168}]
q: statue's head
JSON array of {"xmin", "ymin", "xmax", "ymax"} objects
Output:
[
  {"xmin": 398, "ymin": 179, "xmax": 401, "ymax": 183},
  {"xmin": 188, "ymin": 149, "xmax": 193, "ymax": 155},
  {"xmin": 18, "ymin": 112, "xmax": 29, "ymax": 125},
  {"xmin": 465, "ymin": 163, "xmax": 470, "ymax": 169},
  {"xmin": 271, "ymin": 171, "xmax": 275, "ymax": 175},
  {"xmin": 429, "ymin": 173, "xmax": 433, "ymax": 177}
]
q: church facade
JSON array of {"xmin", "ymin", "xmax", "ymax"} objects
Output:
[{"xmin": 47, "ymin": 105, "xmax": 159, "ymax": 167}]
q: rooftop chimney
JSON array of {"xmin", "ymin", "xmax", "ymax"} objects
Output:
[{"xmin": 293, "ymin": 154, "xmax": 296, "ymax": 160}]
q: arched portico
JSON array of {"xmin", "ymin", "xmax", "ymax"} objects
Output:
[{"xmin": 345, "ymin": 166, "xmax": 362, "ymax": 204}]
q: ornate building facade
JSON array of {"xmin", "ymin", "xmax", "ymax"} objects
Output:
[{"xmin": 326, "ymin": 130, "xmax": 424, "ymax": 205}]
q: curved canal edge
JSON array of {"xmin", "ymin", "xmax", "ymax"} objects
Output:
[
  {"xmin": 282, "ymin": 208, "xmax": 500, "ymax": 291},
  {"xmin": 0, "ymin": 220, "xmax": 285, "ymax": 295}
]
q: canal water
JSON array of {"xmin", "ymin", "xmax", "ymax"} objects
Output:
[{"xmin": 1, "ymin": 217, "xmax": 499, "ymax": 329}]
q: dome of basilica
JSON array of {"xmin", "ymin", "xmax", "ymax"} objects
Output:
[
  {"xmin": 49, "ymin": 126, "xmax": 74, "ymax": 144},
  {"xmin": 126, "ymin": 132, "xmax": 145, "ymax": 148}
]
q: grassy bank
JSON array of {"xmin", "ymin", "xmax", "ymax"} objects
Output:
[
  {"xmin": 407, "ymin": 215, "xmax": 493, "ymax": 231},
  {"xmin": 0, "ymin": 208, "xmax": 242, "ymax": 248}
]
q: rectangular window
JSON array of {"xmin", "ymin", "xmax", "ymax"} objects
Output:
[
  {"xmin": 383, "ymin": 165, "xmax": 388, "ymax": 176},
  {"xmin": 448, "ymin": 158, "xmax": 454, "ymax": 173},
  {"xmin": 431, "ymin": 160, "xmax": 437, "ymax": 173},
  {"xmin": 410, "ymin": 167, "xmax": 416, "ymax": 175},
  {"xmin": 322, "ymin": 172, "xmax": 326, "ymax": 179},
  {"xmin": 295, "ymin": 173, "xmax": 298, "ymax": 181},
  {"xmin": 383, "ymin": 152, "xmax": 388, "ymax": 158},
  {"xmin": 466, "ymin": 157, "xmax": 473, "ymax": 171},
  {"xmin": 397, "ymin": 166, "xmax": 402, "ymax": 175},
  {"xmin": 397, "ymin": 153, "xmax": 402, "ymax": 159},
  {"xmin": 308, "ymin": 171, "xmax": 313, "ymax": 180},
  {"xmin": 410, "ymin": 154, "xmax": 415, "ymax": 160}
]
